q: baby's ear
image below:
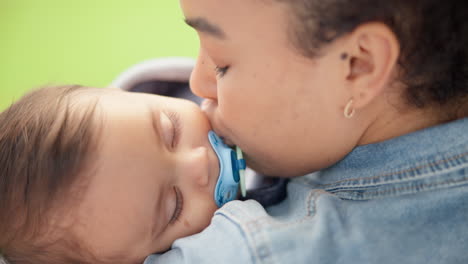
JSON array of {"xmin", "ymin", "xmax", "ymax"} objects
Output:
[{"xmin": 344, "ymin": 22, "xmax": 400, "ymax": 109}]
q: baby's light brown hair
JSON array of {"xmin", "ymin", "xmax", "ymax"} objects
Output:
[{"xmin": 0, "ymin": 85, "xmax": 101, "ymax": 263}]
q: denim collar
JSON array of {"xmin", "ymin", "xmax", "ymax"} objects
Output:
[{"xmin": 311, "ymin": 118, "xmax": 468, "ymax": 186}]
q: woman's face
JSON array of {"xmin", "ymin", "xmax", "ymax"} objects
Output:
[
  {"xmin": 73, "ymin": 90, "xmax": 219, "ymax": 262},
  {"xmin": 180, "ymin": 0, "xmax": 358, "ymax": 176}
]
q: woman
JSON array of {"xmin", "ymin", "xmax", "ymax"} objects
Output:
[{"xmin": 145, "ymin": 0, "xmax": 468, "ymax": 263}]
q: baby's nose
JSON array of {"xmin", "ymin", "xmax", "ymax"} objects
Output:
[{"xmin": 184, "ymin": 146, "xmax": 210, "ymax": 188}]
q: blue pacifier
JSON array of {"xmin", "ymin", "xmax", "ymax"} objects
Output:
[{"xmin": 208, "ymin": 131, "xmax": 246, "ymax": 207}]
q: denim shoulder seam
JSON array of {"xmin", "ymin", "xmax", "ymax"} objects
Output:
[
  {"xmin": 237, "ymin": 190, "xmax": 328, "ymax": 264},
  {"xmin": 214, "ymin": 203, "xmax": 265, "ymax": 264}
]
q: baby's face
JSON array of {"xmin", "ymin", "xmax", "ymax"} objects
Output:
[{"xmin": 73, "ymin": 90, "xmax": 219, "ymax": 262}]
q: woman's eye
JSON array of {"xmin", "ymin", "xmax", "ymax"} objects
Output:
[{"xmin": 214, "ymin": 66, "xmax": 229, "ymax": 78}]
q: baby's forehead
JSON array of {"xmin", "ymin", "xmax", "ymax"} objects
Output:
[{"xmin": 73, "ymin": 87, "xmax": 118, "ymax": 101}]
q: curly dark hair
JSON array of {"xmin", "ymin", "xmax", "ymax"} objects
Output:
[{"xmin": 277, "ymin": 0, "xmax": 468, "ymax": 113}]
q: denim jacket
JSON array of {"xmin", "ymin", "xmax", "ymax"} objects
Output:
[{"xmin": 145, "ymin": 118, "xmax": 468, "ymax": 264}]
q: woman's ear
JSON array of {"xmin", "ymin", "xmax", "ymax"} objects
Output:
[{"xmin": 343, "ymin": 22, "xmax": 400, "ymax": 109}]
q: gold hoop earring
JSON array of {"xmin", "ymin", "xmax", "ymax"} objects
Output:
[{"xmin": 344, "ymin": 99, "xmax": 355, "ymax": 118}]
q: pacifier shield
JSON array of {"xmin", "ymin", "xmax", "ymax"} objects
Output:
[{"xmin": 208, "ymin": 131, "xmax": 243, "ymax": 207}]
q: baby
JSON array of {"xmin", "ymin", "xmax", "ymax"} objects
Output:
[{"xmin": 0, "ymin": 85, "xmax": 244, "ymax": 264}]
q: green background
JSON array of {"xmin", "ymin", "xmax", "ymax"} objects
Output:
[{"xmin": 0, "ymin": 0, "xmax": 198, "ymax": 110}]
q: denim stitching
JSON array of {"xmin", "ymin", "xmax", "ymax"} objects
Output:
[
  {"xmin": 305, "ymin": 152, "xmax": 468, "ymax": 189},
  {"xmin": 244, "ymin": 219, "xmax": 274, "ymax": 263},
  {"xmin": 245, "ymin": 189, "xmax": 327, "ymax": 229},
  {"xmin": 333, "ymin": 171, "xmax": 468, "ymax": 200}
]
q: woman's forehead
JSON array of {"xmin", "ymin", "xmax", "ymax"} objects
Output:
[
  {"xmin": 181, "ymin": 0, "xmax": 292, "ymax": 48},
  {"xmin": 180, "ymin": 0, "xmax": 288, "ymax": 29}
]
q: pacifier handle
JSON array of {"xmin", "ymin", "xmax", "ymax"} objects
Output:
[{"xmin": 208, "ymin": 131, "xmax": 246, "ymax": 207}]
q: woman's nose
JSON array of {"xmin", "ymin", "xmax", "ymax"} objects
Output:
[
  {"xmin": 190, "ymin": 52, "xmax": 218, "ymax": 100},
  {"xmin": 181, "ymin": 146, "xmax": 210, "ymax": 188}
]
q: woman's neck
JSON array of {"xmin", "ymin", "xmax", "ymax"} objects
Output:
[{"xmin": 357, "ymin": 101, "xmax": 445, "ymax": 146}]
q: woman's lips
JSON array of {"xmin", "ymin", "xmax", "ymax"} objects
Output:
[
  {"xmin": 201, "ymin": 99, "xmax": 235, "ymax": 147},
  {"xmin": 200, "ymin": 98, "xmax": 215, "ymax": 112},
  {"xmin": 220, "ymin": 136, "xmax": 235, "ymax": 147}
]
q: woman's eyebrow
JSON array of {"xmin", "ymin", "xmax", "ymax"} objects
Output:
[{"xmin": 184, "ymin": 17, "xmax": 227, "ymax": 39}]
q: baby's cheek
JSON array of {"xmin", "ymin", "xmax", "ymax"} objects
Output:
[
  {"xmin": 183, "ymin": 219, "xmax": 191, "ymax": 228},
  {"xmin": 193, "ymin": 198, "xmax": 218, "ymax": 232}
]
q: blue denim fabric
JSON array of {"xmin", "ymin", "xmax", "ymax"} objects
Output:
[{"xmin": 145, "ymin": 118, "xmax": 468, "ymax": 264}]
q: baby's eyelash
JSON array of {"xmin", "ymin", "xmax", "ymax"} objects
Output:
[
  {"xmin": 214, "ymin": 66, "xmax": 229, "ymax": 77},
  {"xmin": 170, "ymin": 186, "xmax": 184, "ymax": 224},
  {"xmin": 166, "ymin": 111, "xmax": 182, "ymax": 149}
]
